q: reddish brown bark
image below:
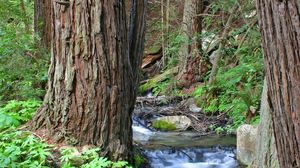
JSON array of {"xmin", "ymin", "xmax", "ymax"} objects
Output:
[
  {"xmin": 32, "ymin": 0, "xmax": 146, "ymax": 160},
  {"xmin": 177, "ymin": 0, "xmax": 210, "ymax": 88},
  {"xmin": 257, "ymin": 0, "xmax": 300, "ymax": 167}
]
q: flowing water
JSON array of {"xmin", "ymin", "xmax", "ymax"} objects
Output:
[
  {"xmin": 132, "ymin": 116, "xmax": 240, "ymax": 168},
  {"xmin": 144, "ymin": 147, "xmax": 238, "ymax": 168}
]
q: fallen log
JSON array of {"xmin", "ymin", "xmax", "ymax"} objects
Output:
[
  {"xmin": 141, "ymin": 47, "xmax": 162, "ymax": 69},
  {"xmin": 139, "ymin": 66, "xmax": 179, "ymax": 93}
]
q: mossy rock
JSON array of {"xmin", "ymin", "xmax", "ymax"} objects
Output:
[
  {"xmin": 152, "ymin": 120, "xmax": 177, "ymax": 131},
  {"xmin": 152, "ymin": 115, "xmax": 192, "ymax": 131}
]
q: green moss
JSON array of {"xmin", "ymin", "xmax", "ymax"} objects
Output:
[
  {"xmin": 152, "ymin": 120, "xmax": 176, "ymax": 131},
  {"xmin": 146, "ymin": 46, "xmax": 161, "ymax": 54},
  {"xmin": 134, "ymin": 154, "xmax": 145, "ymax": 168},
  {"xmin": 139, "ymin": 80, "xmax": 156, "ymax": 94},
  {"xmin": 139, "ymin": 67, "xmax": 178, "ymax": 94}
]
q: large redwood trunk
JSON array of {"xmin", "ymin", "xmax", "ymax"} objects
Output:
[
  {"xmin": 256, "ymin": 0, "xmax": 300, "ymax": 167},
  {"xmin": 34, "ymin": 0, "xmax": 52, "ymax": 49},
  {"xmin": 32, "ymin": 0, "xmax": 146, "ymax": 160},
  {"xmin": 177, "ymin": 0, "xmax": 210, "ymax": 88}
]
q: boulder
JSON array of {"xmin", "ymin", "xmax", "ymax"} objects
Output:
[
  {"xmin": 189, "ymin": 104, "xmax": 202, "ymax": 113},
  {"xmin": 237, "ymin": 124, "xmax": 257, "ymax": 166},
  {"xmin": 132, "ymin": 125, "xmax": 154, "ymax": 142},
  {"xmin": 154, "ymin": 115, "xmax": 191, "ymax": 131}
]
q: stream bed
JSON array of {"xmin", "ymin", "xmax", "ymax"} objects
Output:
[{"xmin": 133, "ymin": 116, "xmax": 240, "ymax": 168}]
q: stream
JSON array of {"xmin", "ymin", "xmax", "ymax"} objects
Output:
[{"xmin": 132, "ymin": 115, "xmax": 240, "ymax": 168}]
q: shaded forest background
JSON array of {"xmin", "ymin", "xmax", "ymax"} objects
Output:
[
  {"xmin": 0, "ymin": 0, "xmax": 276, "ymax": 167},
  {"xmin": 0, "ymin": 0, "xmax": 262, "ymax": 130}
]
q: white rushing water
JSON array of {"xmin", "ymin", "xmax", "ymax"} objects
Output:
[
  {"xmin": 144, "ymin": 147, "xmax": 238, "ymax": 168},
  {"xmin": 132, "ymin": 116, "xmax": 239, "ymax": 168}
]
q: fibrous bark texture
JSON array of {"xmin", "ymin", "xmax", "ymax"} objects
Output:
[
  {"xmin": 250, "ymin": 80, "xmax": 279, "ymax": 168},
  {"xmin": 32, "ymin": 0, "xmax": 146, "ymax": 161},
  {"xmin": 256, "ymin": 0, "xmax": 300, "ymax": 167},
  {"xmin": 177, "ymin": 0, "xmax": 210, "ymax": 88},
  {"xmin": 34, "ymin": 0, "xmax": 52, "ymax": 49}
]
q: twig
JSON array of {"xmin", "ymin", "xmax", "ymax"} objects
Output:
[
  {"xmin": 208, "ymin": 3, "xmax": 239, "ymax": 84},
  {"xmin": 194, "ymin": 14, "xmax": 220, "ymax": 17}
]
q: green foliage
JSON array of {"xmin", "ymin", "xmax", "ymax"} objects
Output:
[
  {"xmin": 60, "ymin": 147, "xmax": 132, "ymax": 168},
  {"xmin": 0, "ymin": 130, "xmax": 132, "ymax": 168},
  {"xmin": 139, "ymin": 68, "xmax": 180, "ymax": 97},
  {"xmin": 164, "ymin": 33, "xmax": 187, "ymax": 69},
  {"xmin": 0, "ymin": 100, "xmax": 41, "ymax": 130},
  {"xmin": 0, "ymin": 130, "xmax": 51, "ymax": 168},
  {"xmin": 151, "ymin": 79, "xmax": 171, "ymax": 96},
  {"xmin": 152, "ymin": 120, "xmax": 176, "ymax": 131},
  {"xmin": 0, "ymin": 0, "xmax": 49, "ymax": 105},
  {"xmin": 194, "ymin": 30, "xmax": 264, "ymax": 132},
  {"xmin": 209, "ymin": 124, "xmax": 235, "ymax": 135},
  {"xmin": 60, "ymin": 148, "xmax": 78, "ymax": 167},
  {"xmin": 81, "ymin": 157, "xmax": 111, "ymax": 168},
  {"xmin": 190, "ymin": 0, "xmax": 264, "ymax": 132},
  {"xmin": 139, "ymin": 80, "xmax": 158, "ymax": 95},
  {"xmin": 134, "ymin": 154, "xmax": 145, "ymax": 168}
]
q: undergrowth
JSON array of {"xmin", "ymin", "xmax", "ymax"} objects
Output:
[
  {"xmin": 0, "ymin": 0, "xmax": 49, "ymax": 105},
  {"xmin": 0, "ymin": 129, "xmax": 51, "ymax": 168},
  {"xmin": 0, "ymin": 100, "xmax": 132, "ymax": 168},
  {"xmin": 0, "ymin": 100, "xmax": 41, "ymax": 130},
  {"xmin": 60, "ymin": 148, "xmax": 132, "ymax": 168},
  {"xmin": 193, "ymin": 31, "xmax": 264, "ymax": 133},
  {"xmin": 0, "ymin": 129, "xmax": 132, "ymax": 168}
]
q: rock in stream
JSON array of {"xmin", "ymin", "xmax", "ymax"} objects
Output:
[{"xmin": 133, "ymin": 96, "xmax": 241, "ymax": 168}]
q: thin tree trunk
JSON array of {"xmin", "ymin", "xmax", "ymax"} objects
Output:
[
  {"xmin": 31, "ymin": 0, "xmax": 146, "ymax": 161},
  {"xmin": 166, "ymin": 0, "xmax": 170, "ymax": 61},
  {"xmin": 177, "ymin": 0, "xmax": 209, "ymax": 88},
  {"xmin": 161, "ymin": 0, "xmax": 165, "ymax": 66},
  {"xmin": 256, "ymin": 0, "xmax": 300, "ymax": 167},
  {"xmin": 20, "ymin": 0, "xmax": 30, "ymax": 33},
  {"xmin": 129, "ymin": 0, "xmax": 147, "ymax": 92},
  {"xmin": 208, "ymin": 4, "xmax": 237, "ymax": 84},
  {"xmin": 34, "ymin": 0, "xmax": 52, "ymax": 49}
]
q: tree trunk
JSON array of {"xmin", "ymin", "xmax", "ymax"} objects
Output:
[
  {"xmin": 208, "ymin": 4, "xmax": 237, "ymax": 85},
  {"xmin": 177, "ymin": 0, "xmax": 210, "ymax": 88},
  {"xmin": 31, "ymin": 0, "xmax": 146, "ymax": 161},
  {"xmin": 129, "ymin": 0, "xmax": 147, "ymax": 86},
  {"xmin": 20, "ymin": 0, "xmax": 30, "ymax": 33},
  {"xmin": 256, "ymin": 1, "xmax": 300, "ymax": 167},
  {"xmin": 250, "ymin": 80, "xmax": 279, "ymax": 168},
  {"xmin": 34, "ymin": 0, "xmax": 52, "ymax": 49},
  {"xmin": 161, "ymin": 0, "xmax": 165, "ymax": 66}
]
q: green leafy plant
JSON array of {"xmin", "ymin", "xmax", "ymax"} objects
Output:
[
  {"xmin": 81, "ymin": 157, "xmax": 112, "ymax": 168},
  {"xmin": 193, "ymin": 34, "xmax": 264, "ymax": 131},
  {"xmin": 0, "ymin": 100, "xmax": 41, "ymax": 130},
  {"xmin": 215, "ymin": 127, "xmax": 225, "ymax": 134},
  {"xmin": 0, "ymin": 129, "xmax": 51, "ymax": 168},
  {"xmin": 134, "ymin": 154, "xmax": 145, "ymax": 168},
  {"xmin": 60, "ymin": 148, "xmax": 78, "ymax": 167},
  {"xmin": 60, "ymin": 147, "xmax": 132, "ymax": 168},
  {"xmin": 151, "ymin": 79, "xmax": 171, "ymax": 96},
  {"xmin": 0, "ymin": 0, "xmax": 49, "ymax": 105}
]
